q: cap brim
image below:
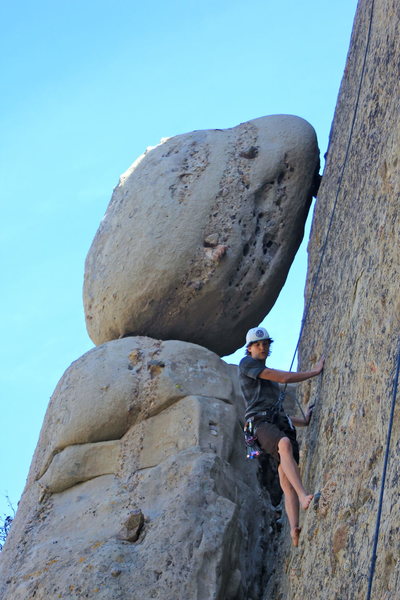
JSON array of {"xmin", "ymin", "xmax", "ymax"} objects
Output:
[{"xmin": 246, "ymin": 337, "xmax": 272, "ymax": 346}]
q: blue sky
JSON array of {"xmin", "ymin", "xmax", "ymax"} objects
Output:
[{"xmin": 0, "ymin": 0, "xmax": 358, "ymax": 518}]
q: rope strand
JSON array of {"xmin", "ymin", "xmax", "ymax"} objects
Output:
[{"xmin": 366, "ymin": 341, "xmax": 400, "ymax": 600}]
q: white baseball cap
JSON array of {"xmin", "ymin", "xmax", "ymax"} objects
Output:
[{"xmin": 245, "ymin": 327, "xmax": 272, "ymax": 346}]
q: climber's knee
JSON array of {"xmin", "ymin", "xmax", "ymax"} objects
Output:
[{"xmin": 278, "ymin": 436, "xmax": 293, "ymax": 456}]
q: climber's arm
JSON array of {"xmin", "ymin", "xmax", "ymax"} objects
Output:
[
  {"xmin": 290, "ymin": 404, "xmax": 315, "ymax": 427},
  {"xmin": 258, "ymin": 357, "xmax": 324, "ymax": 384}
]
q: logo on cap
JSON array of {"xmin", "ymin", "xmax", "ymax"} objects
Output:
[{"xmin": 255, "ymin": 329, "xmax": 265, "ymax": 338}]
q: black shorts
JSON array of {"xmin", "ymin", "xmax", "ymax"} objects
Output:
[{"xmin": 254, "ymin": 413, "xmax": 299, "ymax": 464}]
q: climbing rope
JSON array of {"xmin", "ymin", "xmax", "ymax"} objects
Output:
[
  {"xmin": 281, "ymin": 0, "xmax": 376, "ymax": 421},
  {"xmin": 366, "ymin": 342, "xmax": 400, "ymax": 600}
]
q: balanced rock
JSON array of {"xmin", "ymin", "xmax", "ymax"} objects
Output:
[
  {"xmin": 0, "ymin": 337, "xmax": 273, "ymax": 600},
  {"xmin": 83, "ymin": 115, "xmax": 319, "ymax": 355}
]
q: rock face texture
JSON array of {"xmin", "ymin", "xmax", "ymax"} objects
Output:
[
  {"xmin": 0, "ymin": 338, "xmax": 274, "ymax": 600},
  {"xmin": 265, "ymin": 1, "xmax": 400, "ymax": 598},
  {"xmin": 83, "ymin": 115, "xmax": 319, "ymax": 356}
]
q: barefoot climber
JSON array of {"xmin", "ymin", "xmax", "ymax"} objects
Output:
[{"xmin": 239, "ymin": 327, "xmax": 324, "ymax": 547}]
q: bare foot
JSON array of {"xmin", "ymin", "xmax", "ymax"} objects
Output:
[
  {"xmin": 291, "ymin": 527, "xmax": 301, "ymax": 547},
  {"xmin": 299, "ymin": 494, "xmax": 314, "ymax": 510}
]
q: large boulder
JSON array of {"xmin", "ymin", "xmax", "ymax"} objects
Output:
[
  {"xmin": 83, "ymin": 115, "xmax": 319, "ymax": 355},
  {"xmin": 0, "ymin": 338, "xmax": 274, "ymax": 600}
]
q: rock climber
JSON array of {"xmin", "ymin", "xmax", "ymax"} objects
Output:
[{"xmin": 239, "ymin": 326, "xmax": 324, "ymax": 547}]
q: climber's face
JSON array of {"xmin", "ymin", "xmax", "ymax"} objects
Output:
[{"xmin": 248, "ymin": 340, "xmax": 271, "ymax": 361}]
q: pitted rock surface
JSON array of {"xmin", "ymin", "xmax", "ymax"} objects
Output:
[{"xmin": 83, "ymin": 115, "xmax": 319, "ymax": 355}]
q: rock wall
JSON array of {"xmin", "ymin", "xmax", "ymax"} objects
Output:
[
  {"xmin": 265, "ymin": 1, "xmax": 400, "ymax": 598},
  {"xmin": 0, "ymin": 338, "xmax": 274, "ymax": 600}
]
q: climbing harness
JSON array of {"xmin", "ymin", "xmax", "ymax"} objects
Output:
[
  {"xmin": 244, "ymin": 397, "xmax": 284, "ymax": 459},
  {"xmin": 243, "ymin": 407, "xmax": 297, "ymax": 460}
]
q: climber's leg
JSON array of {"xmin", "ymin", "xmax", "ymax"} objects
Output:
[{"xmin": 278, "ymin": 437, "xmax": 313, "ymax": 510}]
